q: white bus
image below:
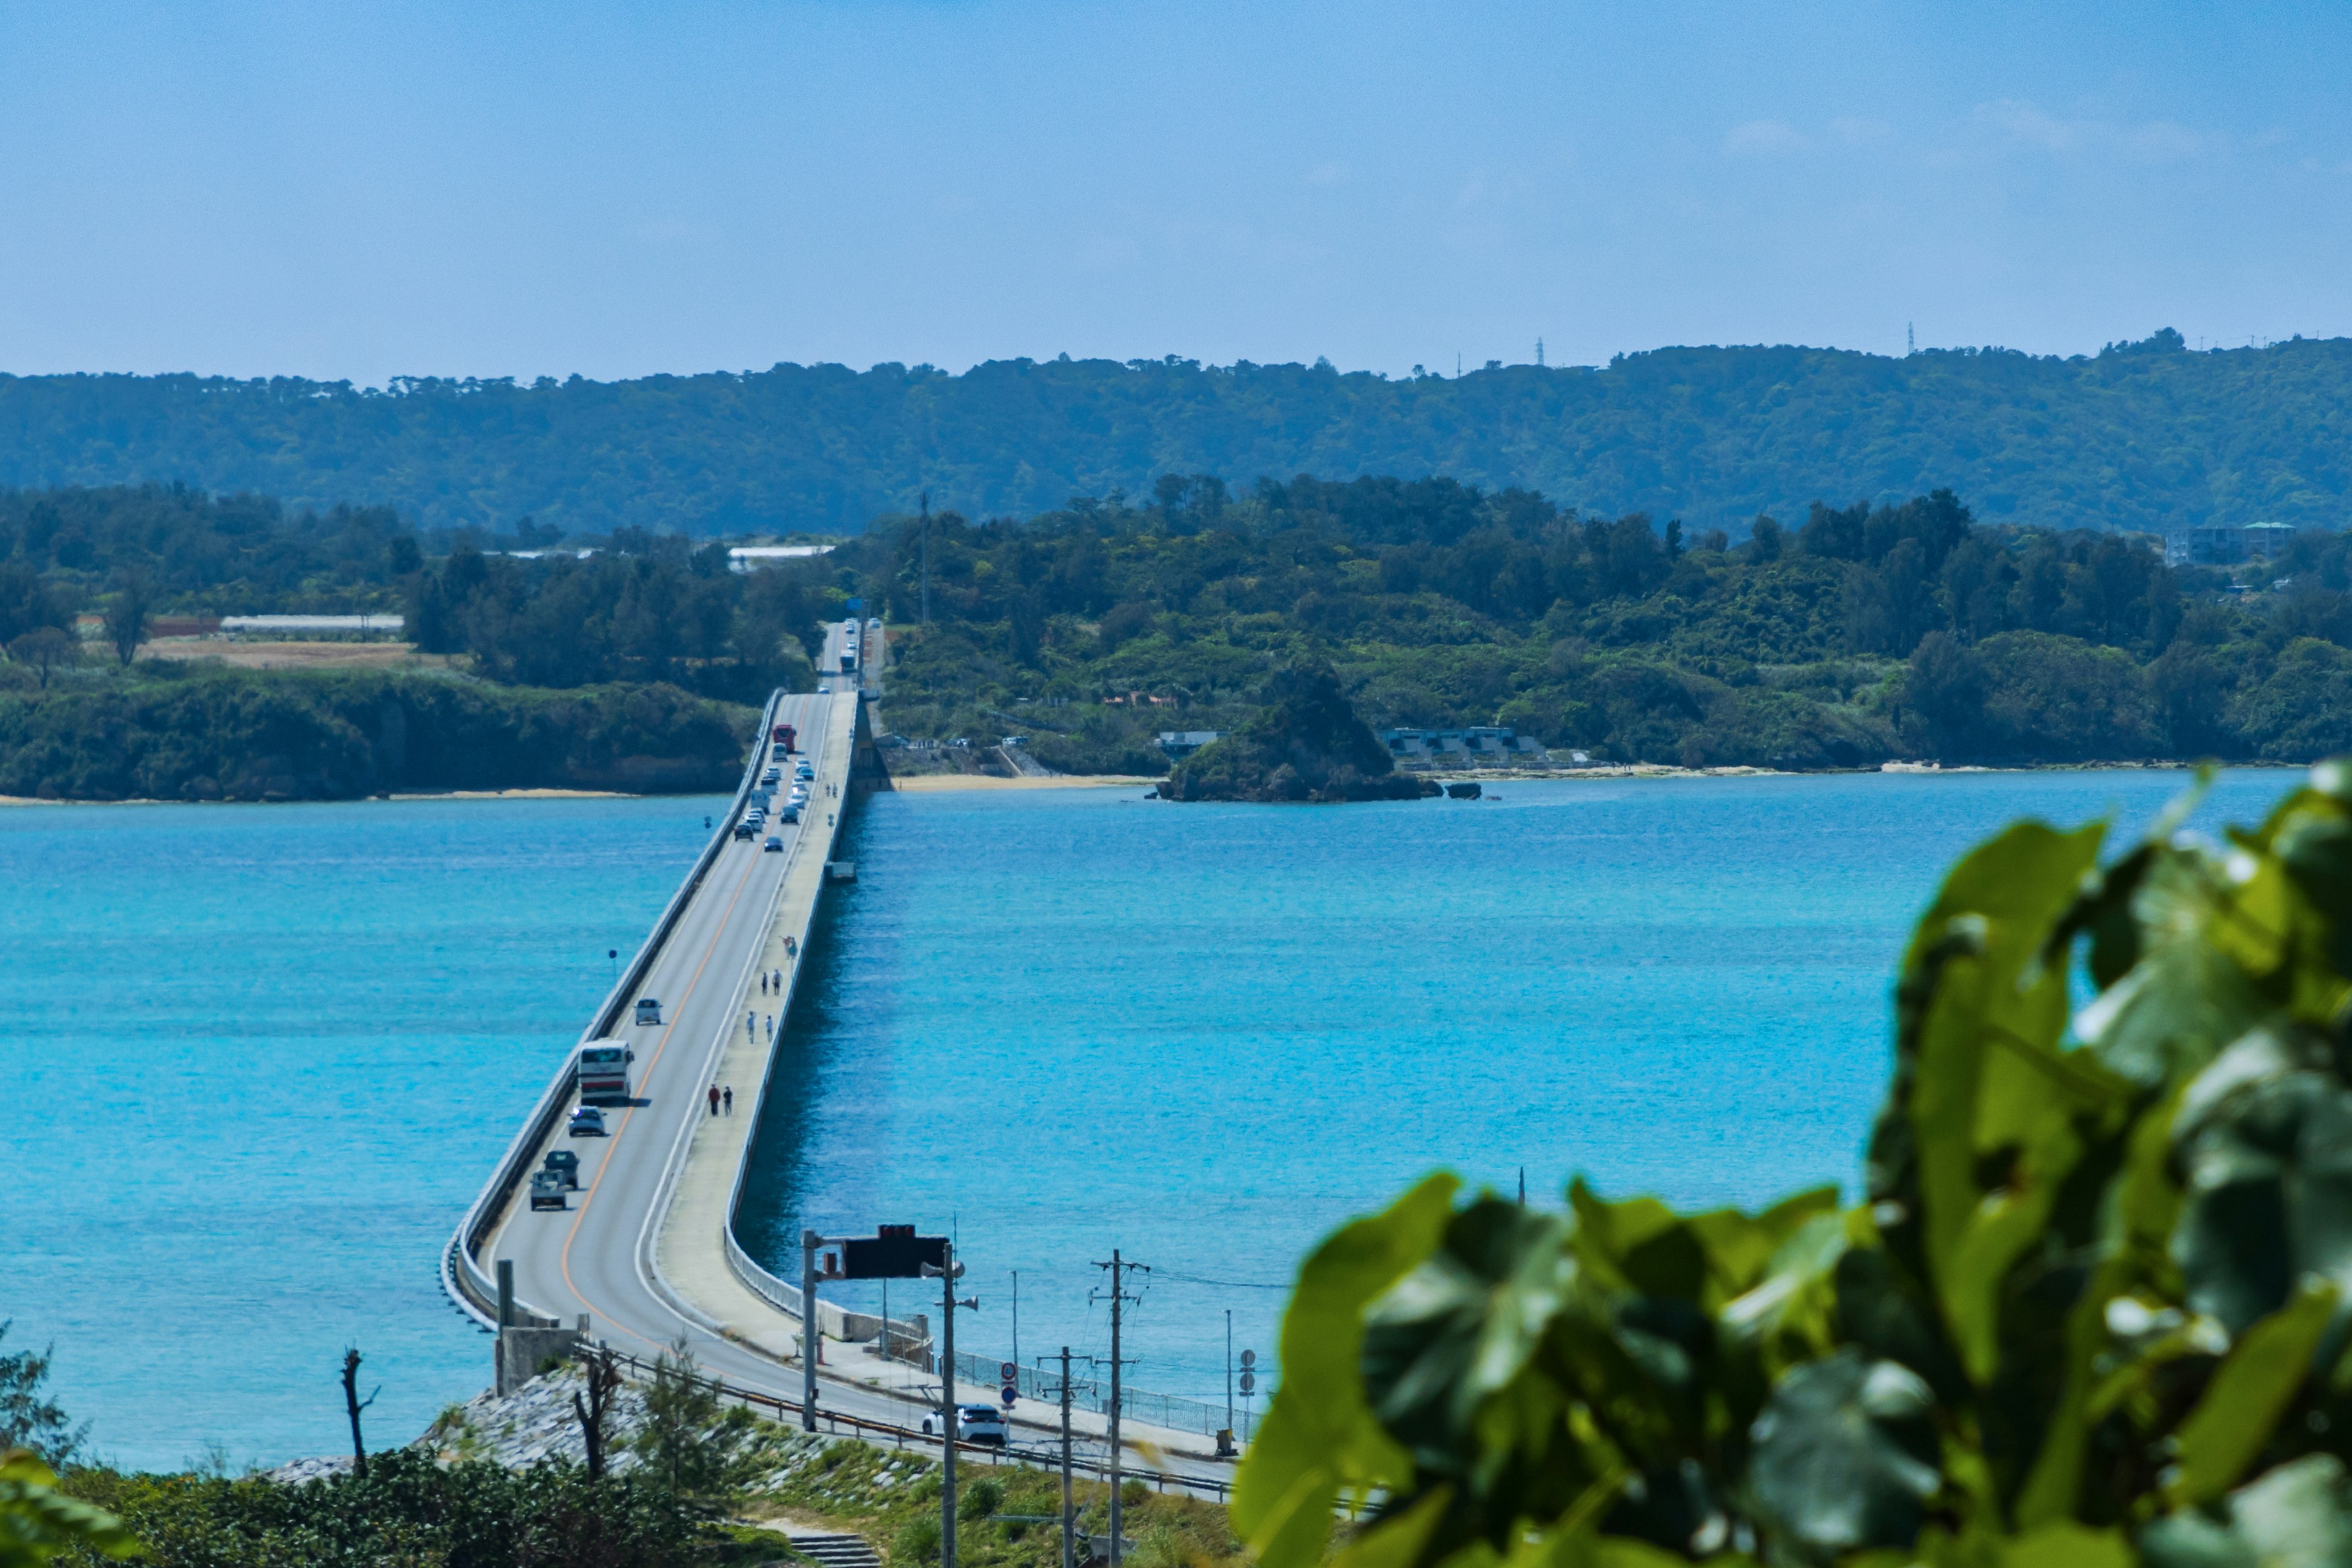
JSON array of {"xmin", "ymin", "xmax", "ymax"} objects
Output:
[{"xmin": 577, "ymin": 1040, "xmax": 633, "ymax": 1103}]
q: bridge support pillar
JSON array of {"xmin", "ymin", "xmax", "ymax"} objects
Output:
[{"xmin": 496, "ymin": 1325, "xmax": 582, "ymax": 1397}]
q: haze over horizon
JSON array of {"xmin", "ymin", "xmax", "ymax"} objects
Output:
[{"xmin": 7, "ymin": 1, "xmax": 2351, "ymax": 388}]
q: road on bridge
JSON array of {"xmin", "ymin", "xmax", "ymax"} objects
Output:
[{"xmin": 467, "ymin": 645, "xmax": 1240, "ymax": 1491}]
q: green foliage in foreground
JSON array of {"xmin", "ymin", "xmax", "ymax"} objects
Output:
[
  {"xmin": 1, "ymin": 1450, "xmax": 138, "ymax": 1568},
  {"xmin": 1237, "ymin": 767, "xmax": 2352, "ymax": 1566},
  {"xmin": 0, "ymin": 665, "xmax": 755, "ymax": 801},
  {"xmin": 60, "ymin": 1449, "xmax": 724, "ymax": 1568}
]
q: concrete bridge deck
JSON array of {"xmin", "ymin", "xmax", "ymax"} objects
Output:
[{"xmin": 442, "ymin": 622, "xmax": 1243, "ymax": 1490}]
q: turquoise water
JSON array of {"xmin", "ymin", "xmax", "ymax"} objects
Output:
[
  {"xmin": 4, "ymin": 796, "xmax": 718, "ymax": 1472},
  {"xmin": 2, "ymin": 769, "xmax": 2299, "ymax": 1468},
  {"xmin": 737, "ymin": 769, "xmax": 2296, "ymax": 1419}
]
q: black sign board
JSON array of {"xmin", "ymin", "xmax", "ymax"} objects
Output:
[{"xmin": 839, "ymin": 1224, "xmax": 948, "ymax": 1280}]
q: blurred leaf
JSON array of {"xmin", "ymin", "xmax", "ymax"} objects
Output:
[
  {"xmin": 2143, "ymin": 1453, "xmax": 2352, "ymax": 1568},
  {"xmin": 2078, "ymin": 851, "xmax": 2273, "ymax": 1091},
  {"xmin": 0, "ymin": 1449, "xmax": 143, "ymax": 1564},
  {"xmin": 1235, "ymin": 1173, "xmax": 1458, "ymax": 1568},
  {"xmin": 1748, "ymin": 1348, "xmax": 1942, "ymax": 1558},
  {"xmin": 1328, "ymin": 1487, "xmax": 1452, "ymax": 1568},
  {"xmin": 2166, "ymin": 1281, "xmax": 2339, "ymax": 1509},
  {"xmin": 2171, "ymin": 1036, "xmax": 2352, "ymax": 1336}
]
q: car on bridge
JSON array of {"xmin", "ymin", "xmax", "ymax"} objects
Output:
[
  {"xmin": 794, "ymin": 762, "xmax": 813, "ymax": 780},
  {"xmin": 763, "ymin": 835, "xmax": 784, "ymax": 853},
  {"xmin": 779, "ymin": 805, "xmax": 800, "ymax": 824},
  {"xmin": 733, "ymin": 821, "xmax": 755, "ymax": 841},
  {"xmin": 634, "ymin": 998, "xmax": 663, "ymax": 1026},
  {"xmin": 543, "ymin": 1148, "xmax": 581, "ymax": 1188},
  {"xmin": 567, "ymin": 1105, "xmax": 608, "ymax": 1137},
  {"xmin": 529, "ymin": 1169, "xmax": 567, "ymax": 1210}
]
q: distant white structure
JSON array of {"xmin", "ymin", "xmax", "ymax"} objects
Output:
[
  {"xmin": 221, "ymin": 614, "xmax": 405, "ymax": 633},
  {"xmin": 1381, "ymin": 726, "xmax": 1548, "ymax": 763},
  {"xmin": 1156, "ymin": 730, "xmax": 1221, "ymax": 759},
  {"xmin": 729, "ymin": 545, "xmax": 835, "ymax": 572}
]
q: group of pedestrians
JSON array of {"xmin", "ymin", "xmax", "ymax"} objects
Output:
[
  {"xmin": 707, "ymin": 1084, "xmax": 733, "ymax": 1116},
  {"xmin": 757, "ymin": 967, "xmax": 784, "ymax": 995}
]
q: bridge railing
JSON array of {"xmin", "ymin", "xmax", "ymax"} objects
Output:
[
  {"xmin": 442, "ymin": 688, "xmax": 789, "ymax": 1329},
  {"xmin": 595, "ymin": 1344, "xmax": 1238, "ymax": 1501}
]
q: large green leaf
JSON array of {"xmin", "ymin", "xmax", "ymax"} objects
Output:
[
  {"xmin": 1894, "ymin": 822, "xmax": 2103, "ymax": 1379},
  {"xmin": 0, "ymin": 1450, "xmax": 143, "ymax": 1565},
  {"xmin": 1235, "ymin": 1173, "xmax": 1459, "ymax": 1568},
  {"xmin": 2165, "ymin": 1281, "xmax": 2339, "ymax": 1509},
  {"xmin": 2142, "ymin": 1453, "xmax": 2352, "ymax": 1568},
  {"xmin": 2171, "ymin": 1033, "xmax": 2352, "ymax": 1335},
  {"xmin": 1747, "ymin": 1348, "xmax": 1942, "ymax": 1558}
]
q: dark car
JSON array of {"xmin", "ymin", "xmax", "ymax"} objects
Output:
[{"xmin": 764, "ymin": 835, "xmax": 784, "ymax": 852}]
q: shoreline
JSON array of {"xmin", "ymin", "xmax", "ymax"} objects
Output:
[
  {"xmin": 885, "ymin": 772, "xmax": 1159, "ymax": 793},
  {"xmin": 0, "ymin": 786, "xmax": 638, "ymax": 807},
  {"xmin": 0, "ymin": 760, "xmax": 2299, "ymax": 809}
]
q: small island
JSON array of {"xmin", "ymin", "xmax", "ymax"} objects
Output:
[{"xmin": 1156, "ymin": 663, "xmax": 1427, "ymax": 803}]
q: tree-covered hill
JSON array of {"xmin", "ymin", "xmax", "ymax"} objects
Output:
[{"xmin": 4, "ymin": 329, "xmax": 2350, "ymax": 536}]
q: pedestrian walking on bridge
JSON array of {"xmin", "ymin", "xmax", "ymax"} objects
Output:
[
  {"xmin": 707, "ymin": 1084, "xmax": 720, "ymax": 1117},
  {"xmin": 723, "ymin": 1085, "xmax": 734, "ymax": 1115}
]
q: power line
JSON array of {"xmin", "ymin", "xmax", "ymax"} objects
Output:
[{"xmin": 1151, "ymin": 1270, "xmax": 1288, "ymax": 1290}]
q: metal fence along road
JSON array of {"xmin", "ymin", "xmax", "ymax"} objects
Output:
[{"xmin": 950, "ymin": 1351, "xmax": 1261, "ymax": 1441}]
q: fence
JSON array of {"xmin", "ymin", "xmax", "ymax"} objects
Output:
[{"xmin": 949, "ymin": 1351, "xmax": 1261, "ymax": 1441}]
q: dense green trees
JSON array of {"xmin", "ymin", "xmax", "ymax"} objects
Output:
[
  {"xmin": 0, "ymin": 668, "xmax": 754, "ymax": 801},
  {"xmin": 3, "ymin": 333, "xmax": 2351, "ymax": 535},
  {"xmin": 796, "ymin": 477, "xmax": 2340, "ymax": 771},
  {"xmin": 1235, "ymin": 769, "xmax": 2352, "ymax": 1565},
  {"xmin": 12, "ymin": 471, "xmax": 2352, "ymax": 788}
]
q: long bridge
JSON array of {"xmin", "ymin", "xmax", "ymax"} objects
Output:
[{"xmin": 440, "ymin": 619, "xmax": 1237, "ymax": 1491}]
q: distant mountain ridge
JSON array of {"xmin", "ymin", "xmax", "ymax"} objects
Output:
[{"xmin": 2, "ymin": 329, "xmax": 2346, "ymax": 537}]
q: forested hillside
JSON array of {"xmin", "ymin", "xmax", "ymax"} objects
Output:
[
  {"xmin": 776, "ymin": 475, "xmax": 2352, "ymax": 773},
  {"xmin": 4, "ymin": 330, "xmax": 2350, "ymax": 536},
  {"xmin": 10, "ymin": 474, "xmax": 2352, "ymax": 796}
]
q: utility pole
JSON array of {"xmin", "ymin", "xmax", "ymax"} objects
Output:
[
  {"xmin": 919, "ymin": 490, "xmax": 932, "ymax": 625},
  {"xmin": 1012, "ymin": 1271, "xmax": 1020, "ymax": 1371},
  {"xmin": 1059, "ymin": 1346, "xmax": 1075, "ymax": 1568},
  {"xmin": 925, "ymin": 1243, "xmax": 978, "ymax": 1568},
  {"xmin": 1091, "ymin": 1250, "xmax": 1148, "ymax": 1568},
  {"xmin": 1224, "ymin": 1310, "xmax": 1234, "ymax": 1451},
  {"xmin": 801, "ymin": 1230, "xmax": 821, "ymax": 1431},
  {"xmin": 1535, "ymin": 337, "xmax": 1544, "ymax": 368}
]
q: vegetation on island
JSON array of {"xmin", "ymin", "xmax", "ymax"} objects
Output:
[
  {"xmin": 1235, "ymin": 766, "xmax": 2352, "ymax": 1566},
  {"xmin": 0, "ymin": 665, "xmax": 754, "ymax": 801},
  {"xmin": 10, "ymin": 469, "xmax": 2352, "ymax": 796},
  {"xmin": 4, "ymin": 331, "xmax": 2352, "ymax": 536},
  {"xmin": 791, "ymin": 475, "xmax": 2352, "ymax": 775}
]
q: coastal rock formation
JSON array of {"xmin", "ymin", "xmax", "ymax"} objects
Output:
[{"xmin": 1159, "ymin": 663, "xmax": 1427, "ymax": 804}]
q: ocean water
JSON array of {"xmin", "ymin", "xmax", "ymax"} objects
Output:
[
  {"xmin": 733, "ymin": 768, "xmax": 2297, "ymax": 1420},
  {"xmin": 3, "ymin": 796, "xmax": 722, "ymax": 1473},
  {"xmin": 2, "ymin": 768, "xmax": 2300, "ymax": 1469}
]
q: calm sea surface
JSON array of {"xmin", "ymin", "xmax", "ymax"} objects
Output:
[{"xmin": 2, "ymin": 769, "xmax": 2299, "ymax": 1469}]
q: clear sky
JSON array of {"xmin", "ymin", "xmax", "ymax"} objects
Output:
[{"xmin": 5, "ymin": 1, "xmax": 2349, "ymax": 385}]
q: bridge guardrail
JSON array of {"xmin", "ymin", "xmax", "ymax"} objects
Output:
[
  {"xmin": 442, "ymin": 688, "xmax": 788, "ymax": 1329},
  {"xmin": 594, "ymin": 1344, "xmax": 1237, "ymax": 1501}
]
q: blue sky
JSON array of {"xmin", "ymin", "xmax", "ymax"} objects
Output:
[{"xmin": 4, "ymin": 1, "xmax": 2349, "ymax": 383}]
